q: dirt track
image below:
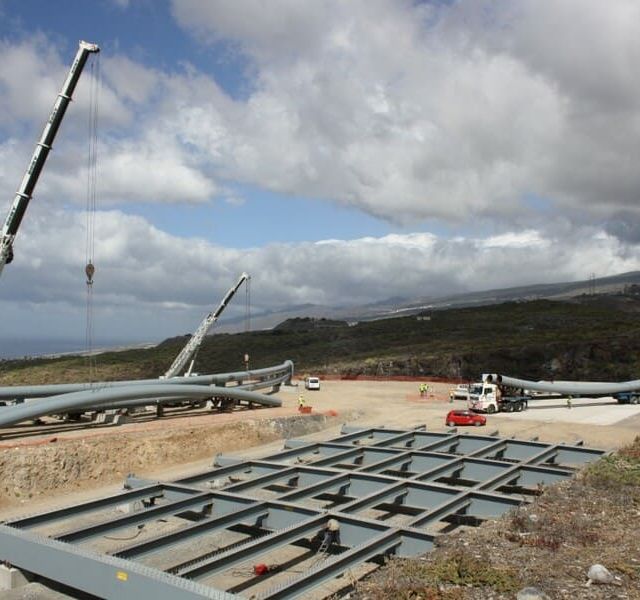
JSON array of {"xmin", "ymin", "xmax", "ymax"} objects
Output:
[
  {"xmin": 1, "ymin": 379, "xmax": 638, "ymax": 519},
  {"xmin": 289, "ymin": 379, "xmax": 640, "ymax": 447}
]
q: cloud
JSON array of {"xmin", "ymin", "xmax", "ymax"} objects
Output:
[
  {"xmin": 169, "ymin": 0, "xmax": 640, "ymax": 229},
  {"xmin": 0, "ymin": 38, "xmax": 219, "ymax": 209},
  {"xmin": 44, "ymin": 134, "xmax": 219, "ymax": 206},
  {"xmin": 2, "ymin": 206, "xmax": 639, "ymax": 340},
  {"xmin": 5, "ymin": 4, "xmax": 640, "ymax": 229},
  {"xmin": 0, "ymin": 36, "xmax": 130, "ymax": 131},
  {"xmin": 3, "ymin": 5, "xmax": 640, "ymax": 344}
]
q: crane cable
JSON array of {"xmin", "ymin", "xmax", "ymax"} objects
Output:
[
  {"xmin": 245, "ymin": 276, "xmax": 251, "ymax": 332},
  {"xmin": 84, "ymin": 55, "xmax": 100, "ymax": 381}
]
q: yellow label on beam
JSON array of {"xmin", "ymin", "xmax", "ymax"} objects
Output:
[{"xmin": 116, "ymin": 571, "xmax": 128, "ymax": 582}]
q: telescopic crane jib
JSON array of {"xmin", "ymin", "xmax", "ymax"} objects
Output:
[
  {"xmin": 0, "ymin": 40, "xmax": 100, "ymax": 278},
  {"xmin": 163, "ymin": 272, "xmax": 250, "ymax": 379}
]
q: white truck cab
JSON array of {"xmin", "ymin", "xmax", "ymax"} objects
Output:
[
  {"xmin": 468, "ymin": 381, "xmax": 528, "ymax": 413},
  {"xmin": 467, "ymin": 383, "xmax": 499, "ymax": 412},
  {"xmin": 305, "ymin": 377, "xmax": 321, "ymax": 390}
]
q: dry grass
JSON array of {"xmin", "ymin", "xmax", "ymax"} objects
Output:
[{"xmin": 350, "ymin": 437, "xmax": 640, "ymax": 600}]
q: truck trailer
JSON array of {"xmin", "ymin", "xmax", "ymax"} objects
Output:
[
  {"xmin": 484, "ymin": 373, "xmax": 640, "ymax": 405},
  {"xmin": 612, "ymin": 391, "xmax": 639, "ymax": 405}
]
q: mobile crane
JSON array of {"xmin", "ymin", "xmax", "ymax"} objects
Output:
[
  {"xmin": 163, "ymin": 272, "xmax": 250, "ymax": 378},
  {"xmin": 0, "ymin": 40, "xmax": 100, "ymax": 278}
]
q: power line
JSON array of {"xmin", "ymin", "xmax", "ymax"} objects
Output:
[{"xmin": 245, "ymin": 275, "xmax": 251, "ymax": 332}]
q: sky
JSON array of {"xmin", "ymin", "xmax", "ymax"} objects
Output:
[{"xmin": 0, "ymin": 0, "xmax": 639, "ymax": 348}]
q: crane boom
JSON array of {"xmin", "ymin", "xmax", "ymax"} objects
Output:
[
  {"xmin": 164, "ymin": 272, "xmax": 250, "ymax": 378},
  {"xmin": 0, "ymin": 40, "xmax": 100, "ymax": 278}
]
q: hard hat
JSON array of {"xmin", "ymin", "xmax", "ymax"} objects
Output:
[{"xmin": 327, "ymin": 519, "xmax": 340, "ymax": 531}]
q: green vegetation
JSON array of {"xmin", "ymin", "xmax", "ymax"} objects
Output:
[
  {"xmin": 584, "ymin": 435, "xmax": 640, "ymax": 489},
  {"xmin": 3, "ymin": 295, "xmax": 640, "ymax": 385},
  {"xmin": 414, "ymin": 551, "xmax": 520, "ymax": 592},
  {"xmin": 354, "ymin": 553, "xmax": 519, "ymax": 599}
]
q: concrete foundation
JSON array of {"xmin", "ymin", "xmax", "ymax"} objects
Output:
[{"xmin": 0, "ymin": 565, "xmax": 31, "ymax": 591}]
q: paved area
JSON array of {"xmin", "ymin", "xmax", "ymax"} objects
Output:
[{"xmin": 496, "ymin": 396, "xmax": 640, "ymax": 426}]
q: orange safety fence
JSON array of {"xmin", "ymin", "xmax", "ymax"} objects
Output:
[
  {"xmin": 318, "ymin": 374, "xmax": 468, "ymax": 384},
  {"xmin": 0, "ymin": 436, "xmax": 58, "ymax": 449}
]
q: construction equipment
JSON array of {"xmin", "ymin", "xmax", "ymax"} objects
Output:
[
  {"xmin": 0, "ymin": 40, "xmax": 100, "ymax": 278},
  {"xmin": 482, "ymin": 373, "xmax": 640, "ymax": 406},
  {"xmin": 467, "ymin": 381, "xmax": 530, "ymax": 413},
  {"xmin": 163, "ymin": 272, "xmax": 250, "ymax": 378}
]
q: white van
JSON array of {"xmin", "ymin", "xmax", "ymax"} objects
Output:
[{"xmin": 305, "ymin": 377, "xmax": 321, "ymax": 390}]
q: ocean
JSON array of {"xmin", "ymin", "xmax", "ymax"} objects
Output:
[{"xmin": 0, "ymin": 338, "xmax": 150, "ymax": 360}]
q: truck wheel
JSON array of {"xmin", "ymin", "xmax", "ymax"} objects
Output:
[
  {"xmin": 487, "ymin": 405, "xmax": 496, "ymax": 414},
  {"xmin": 632, "ymin": 397, "xmax": 638, "ymax": 405},
  {"xmin": 515, "ymin": 402, "xmax": 523, "ymax": 412}
]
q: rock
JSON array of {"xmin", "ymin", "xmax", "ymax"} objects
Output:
[
  {"xmin": 516, "ymin": 587, "xmax": 551, "ymax": 600},
  {"xmin": 587, "ymin": 563, "xmax": 622, "ymax": 585},
  {"xmin": 208, "ymin": 478, "xmax": 227, "ymax": 489}
]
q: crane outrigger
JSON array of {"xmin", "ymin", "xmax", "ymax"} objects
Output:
[{"xmin": 0, "ymin": 40, "xmax": 100, "ymax": 278}]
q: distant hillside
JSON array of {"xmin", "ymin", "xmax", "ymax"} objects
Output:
[
  {"xmin": 273, "ymin": 317, "xmax": 348, "ymax": 331},
  {"xmin": 3, "ymin": 292, "xmax": 640, "ymax": 385},
  {"xmin": 215, "ymin": 270, "xmax": 640, "ymax": 333}
]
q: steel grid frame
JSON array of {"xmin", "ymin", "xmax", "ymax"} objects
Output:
[{"xmin": 0, "ymin": 425, "xmax": 606, "ymax": 599}]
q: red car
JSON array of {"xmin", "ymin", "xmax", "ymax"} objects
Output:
[{"xmin": 446, "ymin": 410, "xmax": 486, "ymax": 427}]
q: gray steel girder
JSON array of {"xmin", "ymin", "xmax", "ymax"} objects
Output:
[
  {"xmin": 0, "ymin": 524, "xmax": 236, "ymax": 599},
  {"xmin": 0, "ymin": 425, "xmax": 606, "ymax": 600},
  {"xmin": 4, "ymin": 484, "xmax": 187, "ymax": 529}
]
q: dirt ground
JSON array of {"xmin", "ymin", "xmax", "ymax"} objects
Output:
[
  {"xmin": 1, "ymin": 379, "xmax": 640, "ymax": 600},
  {"xmin": 1, "ymin": 378, "xmax": 638, "ymax": 521}
]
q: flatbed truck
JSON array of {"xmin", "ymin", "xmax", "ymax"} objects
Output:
[
  {"xmin": 484, "ymin": 373, "xmax": 640, "ymax": 406},
  {"xmin": 613, "ymin": 391, "xmax": 639, "ymax": 405},
  {"xmin": 467, "ymin": 382, "xmax": 530, "ymax": 414}
]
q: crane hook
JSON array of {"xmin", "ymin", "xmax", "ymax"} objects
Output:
[{"xmin": 85, "ymin": 261, "xmax": 95, "ymax": 285}]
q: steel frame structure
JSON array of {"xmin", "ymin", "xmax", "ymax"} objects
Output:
[{"xmin": 0, "ymin": 425, "xmax": 606, "ymax": 599}]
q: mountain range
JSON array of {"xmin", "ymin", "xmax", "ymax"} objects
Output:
[{"xmin": 216, "ymin": 270, "xmax": 640, "ymax": 333}]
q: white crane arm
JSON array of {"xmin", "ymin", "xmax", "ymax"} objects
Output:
[
  {"xmin": 163, "ymin": 272, "xmax": 250, "ymax": 378},
  {"xmin": 0, "ymin": 41, "xmax": 100, "ymax": 278}
]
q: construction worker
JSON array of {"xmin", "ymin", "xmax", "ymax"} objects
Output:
[
  {"xmin": 324, "ymin": 518, "xmax": 341, "ymax": 547},
  {"xmin": 298, "ymin": 393, "xmax": 305, "ymax": 409},
  {"xmin": 449, "ymin": 389, "xmax": 454, "ymax": 403},
  {"xmin": 425, "ymin": 384, "xmax": 430, "ymax": 397},
  {"xmin": 419, "ymin": 383, "xmax": 425, "ymax": 397},
  {"xmin": 567, "ymin": 395, "xmax": 573, "ymax": 409}
]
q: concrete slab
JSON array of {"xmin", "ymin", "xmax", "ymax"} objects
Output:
[
  {"xmin": 496, "ymin": 396, "xmax": 640, "ymax": 426},
  {"xmin": 0, "ymin": 582, "xmax": 73, "ymax": 599}
]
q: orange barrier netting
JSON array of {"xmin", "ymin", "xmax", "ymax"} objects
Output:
[{"xmin": 315, "ymin": 374, "xmax": 468, "ymax": 384}]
